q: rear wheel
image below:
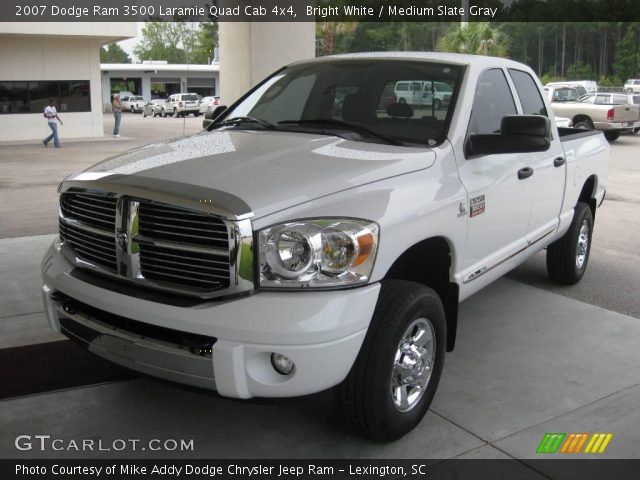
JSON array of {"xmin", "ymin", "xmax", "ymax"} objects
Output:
[
  {"xmin": 604, "ymin": 131, "xmax": 620, "ymax": 142},
  {"xmin": 334, "ymin": 280, "xmax": 446, "ymax": 442},
  {"xmin": 574, "ymin": 119, "xmax": 593, "ymax": 130},
  {"xmin": 547, "ymin": 202, "xmax": 594, "ymax": 285}
]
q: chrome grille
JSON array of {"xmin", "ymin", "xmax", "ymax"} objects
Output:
[
  {"xmin": 59, "ymin": 220, "xmax": 117, "ymax": 272},
  {"xmin": 138, "ymin": 203, "xmax": 228, "ymax": 249},
  {"xmin": 138, "ymin": 203, "xmax": 230, "ymax": 291},
  {"xmin": 59, "ymin": 191, "xmax": 232, "ymax": 297},
  {"xmin": 60, "ymin": 193, "xmax": 117, "ymax": 231}
]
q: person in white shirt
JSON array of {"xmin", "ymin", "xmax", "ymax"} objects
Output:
[{"xmin": 42, "ymin": 99, "xmax": 63, "ymax": 148}]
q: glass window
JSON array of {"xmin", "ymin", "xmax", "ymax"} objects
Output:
[
  {"xmin": 579, "ymin": 95, "xmax": 595, "ymax": 103},
  {"xmin": 594, "ymin": 94, "xmax": 611, "ymax": 105},
  {"xmin": 59, "ymin": 81, "xmax": 90, "ymax": 112},
  {"xmin": 508, "ymin": 69, "xmax": 548, "ymax": 116},
  {"xmin": 612, "ymin": 95, "xmax": 628, "ymax": 104},
  {"xmin": 0, "ymin": 82, "xmax": 29, "ymax": 113},
  {"xmin": 0, "ymin": 80, "xmax": 90, "ymax": 114},
  {"xmin": 220, "ymin": 60, "xmax": 462, "ymax": 146},
  {"xmin": 552, "ymin": 88, "xmax": 579, "ymax": 102},
  {"xmin": 468, "ymin": 69, "xmax": 517, "ymax": 135}
]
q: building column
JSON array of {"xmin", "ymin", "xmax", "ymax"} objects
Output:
[
  {"xmin": 142, "ymin": 76, "xmax": 152, "ymax": 99},
  {"xmin": 219, "ymin": 22, "xmax": 315, "ymax": 104}
]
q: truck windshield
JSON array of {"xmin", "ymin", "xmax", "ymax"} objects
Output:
[{"xmin": 218, "ymin": 59, "xmax": 462, "ymax": 147}]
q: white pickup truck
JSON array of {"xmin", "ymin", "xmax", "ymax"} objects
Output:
[{"xmin": 42, "ymin": 53, "xmax": 609, "ymax": 441}]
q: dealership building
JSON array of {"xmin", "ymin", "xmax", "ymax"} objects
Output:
[
  {"xmin": 0, "ymin": 22, "xmax": 313, "ymax": 142},
  {"xmin": 0, "ymin": 22, "xmax": 136, "ymax": 142},
  {"xmin": 100, "ymin": 62, "xmax": 220, "ymax": 110}
]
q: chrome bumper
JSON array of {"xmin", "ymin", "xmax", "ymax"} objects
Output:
[{"xmin": 52, "ymin": 297, "xmax": 217, "ymax": 390}]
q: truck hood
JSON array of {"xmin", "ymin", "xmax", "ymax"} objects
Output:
[{"xmin": 70, "ymin": 129, "xmax": 436, "ymax": 219}]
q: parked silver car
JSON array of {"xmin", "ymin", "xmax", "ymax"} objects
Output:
[
  {"xmin": 199, "ymin": 96, "xmax": 221, "ymax": 114},
  {"xmin": 141, "ymin": 99, "xmax": 166, "ymax": 118}
]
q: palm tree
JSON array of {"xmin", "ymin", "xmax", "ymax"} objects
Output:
[{"xmin": 437, "ymin": 22, "xmax": 510, "ymax": 57}]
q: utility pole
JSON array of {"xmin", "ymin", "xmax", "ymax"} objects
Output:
[{"xmin": 461, "ymin": 0, "xmax": 469, "ymax": 25}]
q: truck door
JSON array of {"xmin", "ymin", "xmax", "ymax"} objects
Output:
[
  {"xmin": 457, "ymin": 68, "xmax": 533, "ymax": 279},
  {"xmin": 508, "ymin": 69, "xmax": 566, "ymax": 244}
]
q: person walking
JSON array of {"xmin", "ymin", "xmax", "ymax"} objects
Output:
[
  {"xmin": 42, "ymin": 99, "xmax": 63, "ymax": 148},
  {"xmin": 112, "ymin": 94, "xmax": 122, "ymax": 137}
]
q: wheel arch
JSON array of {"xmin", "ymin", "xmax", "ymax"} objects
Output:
[
  {"xmin": 572, "ymin": 114, "xmax": 593, "ymax": 128},
  {"xmin": 578, "ymin": 174, "xmax": 598, "ymax": 220},
  {"xmin": 383, "ymin": 236, "xmax": 459, "ymax": 352}
]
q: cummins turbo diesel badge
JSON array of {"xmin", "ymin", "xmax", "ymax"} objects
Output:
[{"xmin": 470, "ymin": 195, "xmax": 486, "ymax": 217}]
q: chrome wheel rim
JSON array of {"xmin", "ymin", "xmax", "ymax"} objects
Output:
[
  {"xmin": 576, "ymin": 220, "xmax": 589, "ymax": 270},
  {"xmin": 391, "ymin": 318, "xmax": 436, "ymax": 412}
]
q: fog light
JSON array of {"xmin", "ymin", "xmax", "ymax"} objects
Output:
[{"xmin": 271, "ymin": 353, "xmax": 295, "ymax": 376}]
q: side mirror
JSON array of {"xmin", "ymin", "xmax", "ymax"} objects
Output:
[
  {"xmin": 466, "ymin": 115, "xmax": 551, "ymax": 157},
  {"xmin": 202, "ymin": 105, "xmax": 227, "ymax": 129}
]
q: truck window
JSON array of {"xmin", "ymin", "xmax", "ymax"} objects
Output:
[
  {"xmin": 594, "ymin": 94, "xmax": 611, "ymax": 104},
  {"xmin": 223, "ymin": 60, "xmax": 462, "ymax": 146},
  {"xmin": 468, "ymin": 69, "xmax": 517, "ymax": 135},
  {"xmin": 508, "ymin": 69, "xmax": 548, "ymax": 116},
  {"xmin": 612, "ymin": 95, "xmax": 628, "ymax": 104}
]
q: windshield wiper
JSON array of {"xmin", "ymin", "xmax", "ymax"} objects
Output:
[
  {"xmin": 278, "ymin": 118, "xmax": 403, "ymax": 146},
  {"xmin": 213, "ymin": 116, "xmax": 279, "ymax": 130}
]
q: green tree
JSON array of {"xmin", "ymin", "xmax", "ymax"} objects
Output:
[
  {"xmin": 566, "ymin": 61, "xmax": 595, "ymax": 80},
  {"xmin": 191, "ymin": 22, "xmax": 218, "ymax": 64},
  {"xmin": 134, "ymin": 21, "xmax": 200, "ymax": 63},
  {"xmin": 613, "ymin": 25, "xmax": 639, "ymax": 81},
  {"xmin": 437, "ymin": 22, "xmax": 509, "ymax": 57},
  {"xmin": 100, "ymin": 43, "xmax": 131, "ymax": 63}
]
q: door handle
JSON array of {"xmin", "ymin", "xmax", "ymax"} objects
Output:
[
  {"xmin": 518, "ymin": 167, "xmax": 534, "ymax": 180},
  {"xmin": 554, "ymin": 156, "xmax": 566, "ymax": 167}
]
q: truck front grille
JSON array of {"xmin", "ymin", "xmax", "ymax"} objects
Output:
[
  {"xmin": 58, "ymin": 191, "xmax": 232, "ymax": 297},
  {"xmin": 138, "ymin": 203, "xmax": 230, "ymax": 291},
  {"xmin": 59, "ymin": 220, "xmax": 118, "ymax": 272}
]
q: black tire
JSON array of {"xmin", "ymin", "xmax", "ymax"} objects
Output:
[
  {"xmin": 334, "ymin": 280, "xmax": 446, "ymax": 442},
  {"xmin": 546, "ymin": 201, "xmax": 594, "ymax": 285},
  {"xmin": 604, "ymin": 131, "xmax": 620, "ymax": 142},
  {"xmin": 574, "ymin": 119, "xmax": 593, "ymax": 130},
  {"xmin": 398, "ymin": 98, "xmax": 406, "ymax": 104}
]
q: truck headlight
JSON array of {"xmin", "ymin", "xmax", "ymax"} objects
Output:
[{"xmin": 258, "ymin": 219, "xmax": 379, "ymax": 288}]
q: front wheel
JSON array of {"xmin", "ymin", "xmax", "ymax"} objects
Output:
[
  {"xmin": 334, "ymin": 280, "xmax": 446, "ymax": 442},
  {"xmin": 604, "ymin": 131, "xmax": 620, "ymax": 142},
  {"xmin": 546, "ymin": 201, "xmax": 594, "ymax": 285}
]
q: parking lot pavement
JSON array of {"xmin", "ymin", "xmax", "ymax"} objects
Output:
[
  {"xmin": 1, "ymin": 232, "xmax": 639, "ymax": 462},
  {"xmin": 0, "ymin": 113, "xmax": 203, "ymax": 238}
]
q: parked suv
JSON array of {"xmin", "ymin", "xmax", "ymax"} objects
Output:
[
  {"xmin": 164, "ymin": 93, "xmax": 200, "ymax": 117},
  {"xmin": 121, "ymin": 95, "xmax": 145, "ymax": 113},
  {"xmin": 624, "ymin": 79, "xmax": 640, "ymax": 94}
]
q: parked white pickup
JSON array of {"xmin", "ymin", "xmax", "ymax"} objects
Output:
[{"xmin": 43, "ymin": 53, "xmax": 609, "ymax": 441}]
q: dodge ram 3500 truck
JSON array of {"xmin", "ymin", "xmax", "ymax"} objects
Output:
[{"xmin": 42, "ymin": 53, "xmax": 609, "ymax": 441}]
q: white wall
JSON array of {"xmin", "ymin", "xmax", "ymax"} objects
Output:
[
  {"xmin": 219, "ymin": 22, "xmax": 315, "ymax": 104},
  {"xmin": 0, "ymin": 36, "xmax": 105, "ymax": 141},
  {"xmin": 0, "ymin": 22, "xmax": 136, "ymax": 39}
]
